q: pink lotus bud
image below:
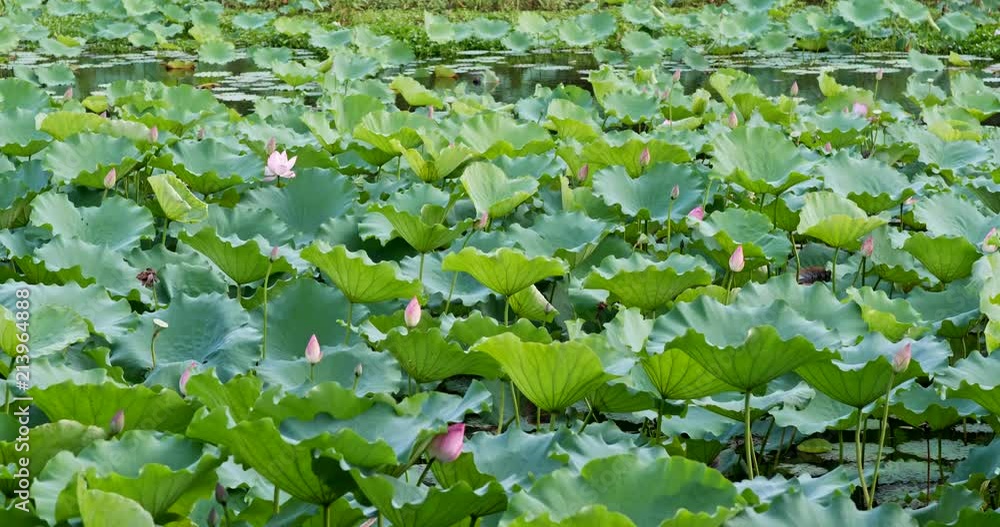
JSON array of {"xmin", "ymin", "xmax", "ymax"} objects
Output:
[
  {"xmin": 672, "ymin": 69, "xmax": 681, "ymax": 83},
  {"xmin": 729, "ymin": 245, "xmax": 745, "ymax": 273},
  {"xmin": 266, "ymin": 137, "xmax": 276, "ymax": 155},
  {"xmin": 428, "ymin": 106, "xmax": 435, "ymax": 120},
  {"xmin": 64, "ymin": 86, "xmax": 73, "ymax": 100},
  {"xmin": 103, "ymin": 168, "xmax": 117, "ymax": 189},
  {"xmin": 149, "ymin": 126, "xmax": 158, "ymax": 143},
  {"xmin": 207, "ymin": 508, "xmax": 218, "ymax": 527},
  {"xmin": 100, "ymin": 111, "xmax": 107, "ymax": 118},
  {"xmin": 215, "ymin": 483, "xmax": 228, "ymax": 505},
  {"xmin": 790, "ymin": 81, "xmax": 799, "ymax": 97},
  {"xmin": 639, "ymin": 147, "xmax": 651, "ymax": 167},
  {"xmin": 662, "ymin": 119, "xmax": 672, "ymax": 127},
  {"xmin": 475, "ymin": 211, "xmax": 489, "ymax": 230},
  {"xmin": 428, "ymin": 423, "xmax": 465, "ymax": 463},
  {"xmin": 983, "ymin": 227, "xmax": 998, "ymax": 254},
  {"xmin": 179, "ymin": 362, "xmax": 197, "ymax": 396},
  {"xmin": 824, "ymin": 142, "xmax": 832, "ymax": 154},
  {"xmin": 305, "ymin": 334, "xmax": 322, "ymax": 365},
  {"xmin": 577, "ymin": 163, "xmax": 589, "ymax": 182},
  {"xmin": 270, "ymin": 246, "xmax": 280, "ymax": 261},
  {"xmin": 861, "ymin": 236, "xmax": 874, "ymax": 258},
  {"xmin": 670, "ymin": 184, "xmax": 679, "ymax": 200},
  {"xmin": 852, "ymin": 102, "xmax": 869, "ymax": 117},
  {"xmin": 727, "ymin": 111, "xmax": 738, "ymax": 128},
  {"xmin": 197, "ymin": 128, "xmax": 205, "ymax": 140},
  {"xmin": 109, "ymin": 409, "xmax": 125, "ymax": 436},
  {"xmin": 905, "ymin": 196, "xmax": 918, "ymax": 206},
  {"xmin": 661, "ymin": 89, "xmax": 670, "ymax": 101},
  {"xmin": 688, "ymin": 206, "xmax": 705, "ymax": 221},
  {"xmin": 404, "ymin": 297, "xmax": 421, "ymax": 328},
  {"xmin": 876, "ymin": 68, "xmax": 884, "ymax": 81},
  {"xmin": 354, "ymin": 363, "xmax": 363, "ymax": 378},
  {"xmin": 893, "ymin": 343, "xmax": 911, "ymax": 373}
]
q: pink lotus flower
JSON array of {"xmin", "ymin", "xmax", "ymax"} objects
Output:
[
  {"xmin": 577, "ymin": 163, "xmax": 589, "ymax": 182},
  {"xmin": 475, "ymin": 211, "xmax": 489, "ymax": 230},
  {"xmin": 727, "ymin": 111, "xmax": 738, "ymax": 128},
  {"xmin": 790, "ymin": 81, "xmax": 799, "ymax": 97},
  {"xmin": 266, "ymin": 137, "xmax": 276, "ymax": 155},
  {"xmin": 149, "ymin": 126, "xmax": 158, "ymax": 143},
  {"xmin": 428, "ymin": 423, "xmax": 465, "ymax": 463},
  {"xmin": 64, "ymin": 86, "xmax": 73, "ymax": 100},
  {"xmin": 861, "ymin": 236, "xmax": 874, "ymax": 258},
  {"xmin": 876, "ymin": 68, "xmax": 884, "ymax": 81},
  {"xmin": 688, "ymin": 206, "xmax": 705, "ymax": 221},
  {"xmin": 729, "ymin": 245, "xmax": 745, "ymax": 273},
  {"xmin": 404, "ymin": 297, "xmax": 421, "ymax": 328},
  {"xmin": 109, "ymin": 409, "xmax": 125, "ymax": 436},
  {"xmin": 983, "ymin": 227, "xmax": 998, "ymax": 254},
  {"xmin": 905, "ymin": 196, "xmax": 918, "ymax": 206},
  {"xmin": 103, "ymin": 168, "xmax": 117, "ymax": 189},
  {"xmin": 270, "ymin": 246, "xmax": 280, "ymax": 261},
  {"xmin": 428, "ymin": 106, "xmax": 435, "ymax": 120},
  {"xmin": 893, "ymin": 343, "xmax": 911, "ymax": 373},
  {"xmin": 305, "ymin": 334, "xmax": 322, "ymax": 365},
  {"xmin": 824, "ymin": 142, "xmax": 832, "ymax": 154},
  {"xmin": 179, "ymin": 361, "xmax": 197, "ymax": 396},
  {"xmin": 264, "ymin": 150, "xmax": 297, "ymax": 181},
  {"xmin": 672, "ymin": 69, "xmax": 681, "ymax": 83},
  {"xmin": 639, "ymin": 147, "xmax": 651, "ymax": 167},
  {"xmin": 670, "ymin": 185, "xmax": 680, "ymax": 200},
  {"xmin": 852, "ymin": 102, "xmax": 869, "ymax": 117},
  {"xmin": 215, "ymin": 483, "xmax": 228, "ymax": 505},
  {"xmin": 661, "ymin": 89, "xmax": 670, "ymax": 101},
  {"xmin": 662, "ymin": 119, "xmax": 672, "ymax": 127}
]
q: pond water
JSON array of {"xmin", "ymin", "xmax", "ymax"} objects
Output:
[{"xmin": 5, "ymin": 48, "xmax": 999, "ymax": 112}]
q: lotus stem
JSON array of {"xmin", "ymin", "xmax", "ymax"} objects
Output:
[
  {"xmin": 344, "ymin": 302, "xmax": 353, "ymax": 345},
  {"xmin": 725, "ymin": 272, "xmax": 735, "ymax": 305},
  {"xmin": 309, "ymin": 364, "xmax": 315, "ymax": 383},
  {"xmin": 743, "ymin": 391, "xmax": 755, "ymax": 479},
  {"xmin": 417, "ymin": 458, "xmax": 435, "ymax": 484},
  {"xmin": 236, "ymin": 283, "xmax": 243, "ymax": 303},
  {"xmin": 496, "ymin": 383, "xmax": 505, "ymax": 435},
  {"xmin": 161, "ymin": 219, "xmax": 169, "ymax": 246},
  {"xmin": 831, "ymin": 246, "xmax": 841, "ymax": 294},
  {"xmin": 856, "ymin": 409, "xmax": 871, "ymax": 507},
  {"xmin": 578, "ymin": 398, "xmax": 595, "ymax": 434},
  {"xmin": 262, "ymin": 262, "xmax": 273, "ymax": 361},
  {"xmin": 868, "ymin": 371, "xmax": 895, "ymax": 509},
  {"xmin": 150, "ymin": 330, "xmax": 162, "ymax": 369},
  {"xmin": 790, "ymin": 233, "xmax": 801, "ymax": 282},
  {"xmin": 550, "ymin": 412, "xmax": 556, "ymax": 432},
  {"xmin": 771, "ymin": 427, "xmax": 788, "ymax": 472},
  {"xmin": 504, "ymin": 298, "xmax": 510, "ymax": 326},
  {"xmin": 322, "ymin": 503, "xmax": 331, "ymax": 527},
  {"xmin": 666, "ymin": 202, "xmax": 674, "ymax": 254},
  {"xmin": 655, "ymin": 402, "xmax": 663, "ymax": 443},
  {"xmin": 839, "ymin": 430, "xmax": 844, "ymax": 464},
  {"xmin": 855, "ymin": 257, "xmax": 867, "ymax": 288},
  {"xmin": 536, "ymin": 406, "xmax": 541, "ymax": 429},
  {"xmin": 925, "ymin": 427, "xmax": 931, "ymax": 498},
  {"xmin": 418, "ymin": 252, "xmax": 426, "ymax": 286},
  {"xmin": 444, "ymin": 227, "xmax": 477, "ymax": 315},
  {"xmin": 273, "ymin": 485, "xmax": 280, "ymax": 516},
  {"xmin": 938, "ymin": 434, "xmax": 944, "ymax": 482},
  {"xmin": 759, "ymin": 417, "xmax": 775, "ymax": 460},
  {"xmin": 151, "ymin": 287, "xmax": 158, "ymax": 311},
  {"xmin": 511, "ymin": 381, "xmax": 521, "ymax": 430}
]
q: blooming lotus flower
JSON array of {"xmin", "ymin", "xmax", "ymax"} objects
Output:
[
  {"xmin": 670, "ymin": 185, "xmax": 680, "ymax": 200},
  {"xmin": 852, "ymin": 102, "xmax": 869, "ymax": 117},
  {"xmin": 266, "ymin": 137, "xmax": 276, "ymax": 155},
  {"xmin": 639, "ymin": 147, "xmax": 651, "ymax": 167},
  {"xmin": 264, "ymin": 150, "xmax": 297, "ymax": 181},
  {"xmin": 577, "ymin": 163, "xmax": 589, "ymax": 182},
  {"xmin": 215, "ymin": 483, "xmax": 228, "ymax": 505},
  {"xmin": 727, "ymin": 111, "xmax": 738, "ymax": 128},
  {"xmin": 983, "ymin": 227, "xmax": 998, "ymax": 254},
  {"xmin": 790, "ymin": 81, "xmax": 799, "ymax": 97},
  {"xmin": 404, "ymin": 297, "xmax": 421, "ymax": 328},
  {"xmin": 876, "ymin": 68, "xmax": 884, "ymax": 81},
  {"xmin": 688, "ymin": 206, "xmax": 705, "ymax": 221},
  {"xmin": 893, "ymin": 343, "xmax": 911, "ymax": 373},
  {"xmin": 672, "ymin": 69, "xmax": 681, "ymax": 83},
  {"xmin": 475, "ymin": 211, "xmax": 489, "ymax": 230},
  {"xmin": 103, "ymin": 168, "xmax": 117, "ymax": 189},
  {"xmin": 729, "ymin": 245, "xmax": 745, "ymax": 273},
  {"xmin": 305, "ymin": 334, "xmax": 322, "ymax": 365},
  {"xmin": 428, "ymin": 423, "xmax": 465, "ymax": 463},
  {"xmin": 109, "ymin": 409, "xmax": 125, "ymax": 436},
  {"xmin": 824, "ymin": 142, "xmax": 832, "ymax": 154},
  {"xmin": 149, "ymin": 126, "xmax": 158, "ymax": 143},
  {"xmin": 861, "ymin": 236, "xmax": 874, "ymax": 258},
  {"xmin": 179, "ymin": 362, "xmax": 197, "ymax": 396}
]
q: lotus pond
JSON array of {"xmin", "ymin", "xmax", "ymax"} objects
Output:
[{"xmin": 3, "ymin": 0, "xmax": 1000, "ymax": 526}]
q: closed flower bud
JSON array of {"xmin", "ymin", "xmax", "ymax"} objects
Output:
[
  {"xmin": 404, "ymin": 297, "xmax": 421, "ymax": 328},
  {"xmin": 428, "ymin": 423, "xmax": 465, "ymax": 463},
  {"xmin": 475, "ymin": 211, "xmax": 489, "ymax": 230},
  {"xmin": 639, "ymin": 147, "xmax": 651, "ymax": 167},
  {"xmin": 266, "ymin": 137, "xmax": 276, "ymax": 155},
  {"xmin": 64, "ymin": 86, "xmax": 73, "ymax": 100},
  {"xmin": 824, "ymin": 142, "xmax": 832, "ymax": 154},
  {"xmin": 729, "ymin": 245, "xmax": 745, "ymax": 273},
  {"xmin": 207, "ymin": 508, "xmax": 219, "ymax": 527},
  {"xmin": 672, "ymin": 69, "xmax": 681, "ymax": 83},
  {"xmin": 179, "ymin": 362, "xmax": 197, "ymax": 396},
  {"xmin": 354, "ymin": 363, "xmax": 363, "ymax": 378},
  {"xmin": 215, "ymin": 483, "xmax": 228, "ymax": 505},
  {"xmin": 982, "ymin": 227, "xmax": 998, "ymax": 254},
  {"xmin": 876, "ymin": 68, "xmax": 884, "ymax": 81},
  {"xmin": 790, "ymin": 81, "xmax": 799, "ymax": 97},
  {"xmin": 103, "ymin": 168, "xmax": 117, "ymax": 189},
  {"xmin": 893, "ymin": 343, "xmax": 911, "ymax": 373},
  {"xmin": 305, "ymin": 334, "xmax": 322, "ymax": 365},
  {"xmin": 861, "ymin": 236, "xmax": 874, "ymax": 258},
  {"xmin": 270, "ymin": 246, "xmax": 280, "ymax": 261},
  {"xmin": 688, "ymin": 206, "xmax": 705, "ymax": 221},
  {"xmin": 670, "ymin": 184, "xmax": 680, "ymax": 200},
  {"xmin": 149, "ymin": 126, "xmax": 158, "ymax": 143},
  {"xmin": 577, "ymin": 163, "xmax": 589, "ymax": 182},
  {"xmin": 727, "ymin": 111, "xmax": 738, "ymax": 129},
  {"xmin": 109, "ymin": 409, "xmax": 125, "ymax": 436}
]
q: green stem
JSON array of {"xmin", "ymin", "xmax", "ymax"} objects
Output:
[
  {"xmin": 666, "ymin": 201, "xmax": 674, "ymax": 254},
  {"xmin": 831, "ymin": 246, "xmax": 841, "ymax": 295},
  {"xmin": 511, "ymin": 381, "xmax": 521, "ymax": 430},
  {"xmin": 868, "ymin": 371, "xmax": 895, "ymax": 509},
  {"xmin": 855, "ymin": 257, "xmax": 866, "ymax": 288},
  {"xmin": 309, "ymin": 364, "xmax": 315, "ymax": 383},
  {"xmin": 151, "ymin": 286, "xmax": 158, "ymax": 311},
  {"xmin": 839, "ymin": 429, "xmax": 844, "ymax": 464},
  {"xmin": 536, "ymin": 406, "xmax": 541, "ymax": 429},
  {"xmin": 344, "ymin": 302, "xmax": 353, "ymax": 345},
  {"xmin": 444, "ymin": 228, "xmax": 476, "ymax": 315},
  {"xmin": 236, "ymin": 283, "xmax": 243, "ymax": 303},
  {"xmin": 925, "ymin": 427, "xmax": 932, "ymax": 499},
  {"xmin": 322, "ymin": 503, "xmax": 331, "ymax": 527},
  {"xmin": 655, "ymin": 402, "xmax": 663, "ymax": 443},
  {"xmin": 504, "ymin": 298, "xmax": 510, "ymax": 326},
  {"xmin": 790, "ymin": 233, "xmax": 801, "ymax": 282},
  {"xmin": 759, "ymin": 417, "xmax": 775, "ymax": 460},
  {"xmin": 161, "ymin": 219, "xmax": 169, "ymax": 246},
  {"xmin": 273, "ymin": 485, "xmax": 280, "ymax": 516},
  {"xmin": 743, "ymin": 391, "xmax": 755, "ymax": 479},
  {"xmin": 550, "ymin": 411, "xmax": 556, "ymax": 432},
  {"xmin": 937, "ymin": 434, "xmax": 944, "ymax": 482},
  {"xmin": 497, "ymin": 383, "xmax": 505, "ymax": 435},
  {"xmin": 418, "ymin": 252, "xmax": 426, "ymax": 286},
  {"xmin": 102, "ymin": 188, "xmax": 109, "ymax": 201},
  {"xmin": 262, "ymin": 262, "xmax": 273, "ymax": 361},
  {"xmin": 725, "ymin": 272, "xmax": 734, "ymax": 305},
  {"xmin": 856, "ymin": 409, "xmax": 871, "ymax": 507},
  {"xmin": 150, "ymin": 333, "xmax": 159, "ymax": 369},
  {"xmin": 417, "ymin": 458, "xmax": 435, "ymax": 484}
]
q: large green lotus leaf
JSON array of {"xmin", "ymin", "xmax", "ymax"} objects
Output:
[
  {"xmin": 353, "ymin": 111, "xmax": 431, "ymax": 153},
  {"xmin": 396, "ymin": 251, "xmax": 493, "ymax": 308},
  {"xmin": 0, "ymin": 304, "xmax": 82, "ymax": 361},
  {"xmin": 734, "ymin": 274, "xmax": 868, "ymax": 340},
  {"xmin": 383, "ymin": 328, "xmax": 500, "ymax": 383},
  {"xmin": 29, "ymin": 193, "xmax": 154, "ymax": 251},
  {"xmin": 442, "ymin": 247, "xmax": 567, "ymax": 297},
  {"xmin": 352, "ymin": 469, "xmax": 503, "ymax": 527},
  {"xmin": 458, "ymin": 113, "xmax": 554, "ymax": 159},
  {"xmin": 507, "ymin": 454, "xmax": 738, "ymax": 526},
  {"xmin": 0, "ymin": 78, "xmax": 50, "ymax": 112},
  {"xmin": 460, "ymin": 162, "xmax": 538, "ymax": 219},
  {"xmin": 711, "ymin": 126, "xmax": 813, "ymax": 195},
  {"xmin": 396, "ymin": 136, "xmax": 475, "ymax": 182},
  {"xmin": 244, "ymin": 168, "xmax": 358, "ymax": 243},
  {"xmin": 907, "ymin": 278, "xmax": 982, "ymax": 338},
  {"xmin": 256, "ymin": 342, "xmax": 403, "ymax": 395},
  {"xmin": 796, "ymin": 334, "xmax": 949, "ymax": 408},
  {"xmin": 508, "ymin": 210, "xmax": 608, "ymax": 267},
  {"xmin": 448, "ymin": 311, "xmax": 552, "ymax": 347},
  {"xmin": 301, "ymin": 243, "xmax": 420, "ymax": 304},
  {"xmin": 601, "ymin": 92, "xmax": 660, "ymax": 125},
  {"xmin": 639, "ymin": 349, "xmax": 736, "ymax": 400},
  {"xmin": 770, "ymin": 391, "xmax": 857, "ymax": 435},
  {"xmin": 902, "ymin": 233, "xmax": 979, "ymax": 284},
  {"xmin": 0, "ymin": 108, "xmax": 50, "ymax": 156},
  {"xmin": 76, "ymin": 484, "xmax": 154, "ymax": 527},
  {"xmin": 937, "ymin": 352, "xmax": 1000, "ymax": 415},
  {"xmin": 148, "ymin": 173, "xmax": 208, "ymax": 224},
  {"xmin": 726, "ymin": 492, "xmax": 915, "ymax": 527},
  {"xmin": 28, "ymin": 377, "xmax": 194, "ymax": 434},
  {"xmin": 184, "ymin": 372, "xmax": 262, "ymax": 422},
  {"xmin": 153, "ymin": 139, "xmax": 258, "ymax": 194},
  {"xmin": 389, "ymin": 76, "xmax": 444, "ymax": 108},
  {"xmin": 0, "ymin": 281, "xmax": 134, "ymax": 342},
  {"xmin": 38, "ymin": 111, "xmax": 106, "ymax": 141},
  {"xmin": 817, "ymin": 151, "xmax": 912, "ymax": 214},
  {"xmin": 114, "ymin": 293, "xmax": 259, "ymax": 379},
  {"xmin": 179, "ymin": 226, "xmax": 294, "ymax": 285},
  {"xmin": 369, "ymin": 204, "xmax": 470, "ymax": 254},
  {"xmin": 35, "ymin": 237, "xmax": 147, "ymax": 301},
  {"xmin": 949, "ymin": 437, "xmax": 1000, "ymax": 484},
  {"xmin": 797, "ymin": 191, "xmax": 887, "ymax": 250},
  {"xmin": 196, "ymin": 204, "xmax": 292, "ymax": 248},
  {"xmin": 949, "ymin": 73, "xmax": 1000, "ymax": 121},
  {"xmin": 845, "ymin": 287, "xmax": 925, "ymax": 341},
  {"xmin": 507, "ymin": 284, "xmax": 558, "ymax": 323},
  {"xmin": 508, "ymin": 505, "xmax": 636, "ymax": 526},
  {"xmin": 33, "ymin": 431, "xmax": 221, "ymax": 524},
  {"xmin": 583, "ymin": 253, "xmax": 714, "ymax": 313},
  {"xmin": 544, "ymin": 98, "xmax": 602, "ymax": 142},
  {"xmin": 912, "ymin": 192, "xmax": 999, "ymax": 242},
  {"xmin": 463, "ymin": 429, "xmax": 565, "ymax": 490},
  {"xmin": 696, "ymin": 208, "xmax": 792, "ymax": 267},
  {"xmin": 866, "ymin": 226, "xmax": 930, "ymax": 287},
  {"xmin": 592, "ymin": 163, "xmax": 704, "ymax": 222},
  {"xmin": 43, "ymin": 133, "xmax": 141, "ymax": 188},
  {"xmin": 888, "ymin": 384, "xmax": 983, "ymax": 431},
  {"xmin": 906, "ymin": 129, "xmax": 989, "ymax": 172},
  {"xmin": 473, "ymin": 333, "xmax": 613, "ymax": 412},
  {"xmin": 602, "ymin": 307, "xmax": 653, "ymax": 354},
  {"xmin": 837, "ymin": 0, "xmax": 889, "ymax": 27},
  {"xmin": 0, "ymin": 420, "xmax": 104, "ymax": 476},
  {"xmin": 581, "ymin": 134, "xmax": 690, "ymax": 177},
  {"xmin": 708, "ymin": 68, "xmax": 766, "ymax": 109}
]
